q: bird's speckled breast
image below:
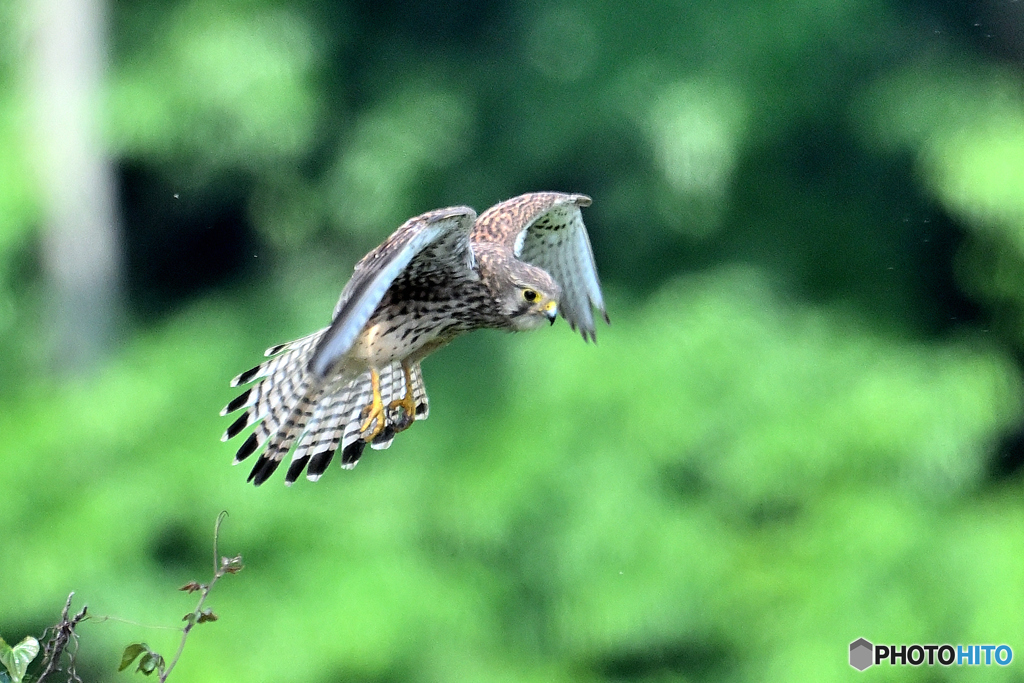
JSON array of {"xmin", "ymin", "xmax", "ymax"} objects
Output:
[
  {"xmin": 347, "ymin": 302, "xmax": 467, "ymax": 368},
  {"xmin": 346, "ymin": 271, "xmax": 504, "ymax": 370}
]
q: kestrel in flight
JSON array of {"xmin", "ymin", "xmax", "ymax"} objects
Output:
[{"xmin": 221, "ymin": 192, "xmax": 608, "ymax": 485}]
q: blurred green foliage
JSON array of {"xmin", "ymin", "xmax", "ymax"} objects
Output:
[{"xmin": 2, "ymin": 0, "xmax": 1024, "ymax": 681}]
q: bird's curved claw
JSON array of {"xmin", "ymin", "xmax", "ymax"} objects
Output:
[
  {"xmin": 360, "ymin": 399, "xmax": 386, "ymax": 441},
  {"xmin": 386, "ymin": 393, "xmax": 417, "ymax": 433}
]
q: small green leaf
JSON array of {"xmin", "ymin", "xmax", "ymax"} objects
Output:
[
  {"xmin": 0, "ymin": 636, "xmax": 39, "ymax": 683},
  {"xmin": 119, "ymin": 643, "xmax": 149, "ymax": 672},
  {"xmin": 137, "ymin": 651, "xmax": 164, "ymax": 676},
  {"xmin": 182, "ymin": 613, "xmax": 196, "ymax": 627}
]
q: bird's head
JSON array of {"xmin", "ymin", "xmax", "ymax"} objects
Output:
[{"xmin": 498, "ymin": 260, "xmax": 562, "ymax": 331}]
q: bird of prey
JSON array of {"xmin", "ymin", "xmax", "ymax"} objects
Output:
[{"xmin": 221, "ymin": 192, "xmax": 607, "ymax": 485}]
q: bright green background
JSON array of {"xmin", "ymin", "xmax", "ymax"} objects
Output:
[{"xmin": 3, "ymin": 0, "xmax": 1024, "ymax": 681}]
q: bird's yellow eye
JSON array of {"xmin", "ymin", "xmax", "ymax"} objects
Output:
[{"xmin": 523, "ymin": 289, "xmax": 538, "ymax": 302}]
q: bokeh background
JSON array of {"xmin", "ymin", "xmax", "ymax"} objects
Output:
[{"xmin": 3, "ymin": 0, "xmax": 1024, "ymax": 680}]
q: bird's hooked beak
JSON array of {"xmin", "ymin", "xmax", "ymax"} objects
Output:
[{"xmin": 544, "ymin": 300, "xmax": 558, "ymax": 325}]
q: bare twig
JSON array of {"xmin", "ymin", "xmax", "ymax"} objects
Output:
[
  {"xmin": 37, "ymin": 591, "xmax": 88, "ymax": 683},
  {"xmin": 158, "ymin": 511, "xmax": 242, "ymax": 682}
]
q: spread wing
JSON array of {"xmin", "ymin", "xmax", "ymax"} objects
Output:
[
  {"xmin": 473, "ymin": 192, "xmax": 608, "ymax": 341},
  {"xmin": 309, "ymin": 205, "xmax": 478, "ymax": 377}
]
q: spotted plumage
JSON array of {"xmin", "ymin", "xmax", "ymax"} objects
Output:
[{"xmin": 222, "ymin": 192, "xmax": 607, "ymax": 485}]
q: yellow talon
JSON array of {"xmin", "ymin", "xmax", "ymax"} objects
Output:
[
  {"xmin": 386, "ymin": 363, "xmax": 418, "ymax": 432},
  {"xmin": 359, "ymin": 368, "xmax": 386, "ymax": 440}
]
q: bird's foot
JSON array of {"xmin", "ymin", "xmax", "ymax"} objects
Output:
[
  {"xmin": 386, "ymin": 393, "xmax": 417, "ymax": 433},
  {"xmin": 359, "ymin": 369, "xmax": 386, "ymax": 441},
  {"xmin": 360, "ymin": 398, "xmax": 386, "ymax": 441},
  {"xmin": 385, "ymin": 363, "xmax": 418, "ymax": 433}
]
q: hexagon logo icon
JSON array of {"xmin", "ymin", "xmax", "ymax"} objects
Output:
[{"xmin": 850, "ymin": 638, "xmax": 873, "ymax": 671}]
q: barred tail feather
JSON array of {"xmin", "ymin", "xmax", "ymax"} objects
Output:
[
  {"xmin": 245, "ymin": 377, "xmax": 324, "ymax": 485},
  {"xmin": 300, "ymin": 371, "xmax": 377, "ymax": 478},
  {"xmin": 269, "ymin": 370, "xmax": 377, "ymax": 483},
  {"xmin": 221, "ymin": 330, "xmax": 325, "ymax": 484},
  {"xmin": 286, "ymin": 383, "xmax": 351, "ymax": 484},
  {"xmin": 409, "ymin": 362, "xmax": 429, "ymax": 420},
  {"xmin": 263, "ymin": 329, "xmax": 326, "ymax": 357},
  {"xmin": 370, "ymin": 363, "xmax": 404, "ymax": 451},
  {"xmin": 222, "ymin": 328, "xmax": 327, "ymax": 418},
  {"xmin": 223, "ymin": 337, "xmax": 432, "ymax": 484}
]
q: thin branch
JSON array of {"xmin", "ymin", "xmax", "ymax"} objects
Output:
[
  {"xmin": 212, "ymin": 510, "xmax": 227, "ymax": 576},
  {"xmin": 158, "ymin": 511, "xmax": 233, "ymax": 683},
  {"xmin": 86, "ymin": 615, "xmax": 180, "ymax": 631}
]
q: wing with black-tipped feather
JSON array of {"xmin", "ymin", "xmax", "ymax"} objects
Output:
[
  {"xmin": 472, "ymin": 192, "xmax": 607, "ymax": 341},
  {"xmin": 310, "ymin": 205, "xmax": 478, "ymax": 377}
]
